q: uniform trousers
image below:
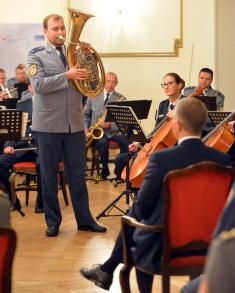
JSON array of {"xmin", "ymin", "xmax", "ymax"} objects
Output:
[
  {"xmin": 36, "ymin": 130, "xmax": 95, "ymax": 227},
  {"xmin": 93, "ymin": 134, "xmax": 128, "ymax": 177}
]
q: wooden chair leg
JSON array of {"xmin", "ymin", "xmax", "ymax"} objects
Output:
[
  {"xmin": 59, "ymin": 171, "xmax": 69, "ymax": 206},
  {"xmin": 9, "ymin": 172, "xmax": 17, "ymax": 207},
  {"xmin": 162, "ymin": 272, "xmax": 170, "ymax": 293},
  {"xmin": 119, "ymin": 265, "xmax": 132, "ymax": 293},
  {"xmin": 25, "ymin": 174, "xmax": 31, "ymax": 206}
]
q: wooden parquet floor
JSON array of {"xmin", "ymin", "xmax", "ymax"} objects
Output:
[{"xmin": 11, "ymin": 178, "xmax": 188, "ymax": 293}]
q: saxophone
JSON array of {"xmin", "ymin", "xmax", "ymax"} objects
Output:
[{"xmin": 86, "ymin": 94, "xmax": 126, "ymax": 148}]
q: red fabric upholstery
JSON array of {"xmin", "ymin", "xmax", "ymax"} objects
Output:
[
  {"xmin": 0, "ymin": 228, "xmax": 16, "ymax": 293},
  {"xmin": 168, "ymin": 170, "xmax": 232, "ymax": 247},
  {"xmin": 0, "ymin": 236, "xmax": 9, "ymax": 292},
  {"xmin": 13, "ymin": 161, "xmax": 36, "ymax": 169},
  {"xmin": 170, "ymin": 255, "xmax": 206, "ymax": 267},
  {"xmin": 108, "ymin": 140, "xmax": 119, "ymax": 149}
]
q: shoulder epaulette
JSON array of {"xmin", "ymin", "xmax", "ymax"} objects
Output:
[
  {"xmin": 219, "ymin": 227, "xmax": 235, "ymax": 241},
  {"xmin": 29, "ymin": 46, "xmax": 45, "ymax": 54}
]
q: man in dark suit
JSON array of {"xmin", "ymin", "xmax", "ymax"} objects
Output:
[
  {"xmin": 27, "ymin": 13, "xmax": 106, "ymax": 237},
  {"xmin": 80, "ymin": 97, "xmax": 230, "ymax": 292}
]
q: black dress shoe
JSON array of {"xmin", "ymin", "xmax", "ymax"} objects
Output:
[
  {"xmin": 78, "ymin": 222, "xmax": 107, "ymax": 233},
  {"xmin": 80, "ymin": 264, "xmax": 113, "ymax": 290},
  {"xmin": 46, "ymin": 225, "xmax": 59, "ymax": 237}
]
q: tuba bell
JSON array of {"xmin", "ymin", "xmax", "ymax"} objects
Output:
[{"xmin": 65, "ymin": 8, "xmax": 105, "ymax": 98}]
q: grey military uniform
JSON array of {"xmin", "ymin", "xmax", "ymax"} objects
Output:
[
  {"xmin": 183, "ymin": 85, "xmax": 225, "ymax": 110},
  {"xmin": 83, "ymin": 91, "xmax": 126, "ymax": 138},
  {"xmin": 27, "ymin": 44, "xmax": 95, "ymax": 228},
  {"xmin": 27, "ymin": 44, "xmax": 84, "ymax": 133}
]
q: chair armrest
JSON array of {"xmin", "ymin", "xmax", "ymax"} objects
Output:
[{"xmin": 121, "ymin": 216, "xmax": 162, "ymax": 267}]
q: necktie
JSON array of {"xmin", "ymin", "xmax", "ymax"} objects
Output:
[
  {"xmin": 56, "ymin": 46, "xmax": 67, "ymax": 68},
  {"xmin": 104, "ymin": 93, "xmax": 110, "ymax": 105},
  {"xmin": 170, "ymin": 104, "xmax": 175, "ymax": 110}
]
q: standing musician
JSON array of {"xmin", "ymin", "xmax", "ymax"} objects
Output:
[
  {"xmin": 184, "ymin": 67, "xmax": 225, "ymax": 111},
  {"xmin": 84, "ymin": 72, "xmax": 128, "ymax": 180},
  {"xmin": 114, "ymin": 72, "xmax": 185, "ymax": 180},
  {"xmin": 27, "ymin": 13, "xmax": 106, "ymax": 237}
]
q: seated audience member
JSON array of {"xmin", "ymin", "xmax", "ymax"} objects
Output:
[
  {"xmin": 114, "ymin": 72, "xmax": 185, "ymax": 180},
  {"xmin": 181, "ymin": 183, "xmax": 235, "ymax": 293},
  {"xmin": 7, "ymin": 63, "xmax": 29, "ymax": 99},
  {"xmin": 83, "ymin": 72, "xmax": 128, "ymax": 180},
  {"xmin": 183, "ymin": 67, "xmax": 225, "ymax": 111},
  {"xmin": 80, "ymin": 97, "xmax": 230, "ymax": 293}
]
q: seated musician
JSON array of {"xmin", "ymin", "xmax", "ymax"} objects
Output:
[
  {"xmin": 183, "ymin": 67, "xmax": 225, "ymax": 111},
  {"xmin": 80, "ymin": 97, "xmax": 230, "ymax": 293},
  {"xmin": 0, "ymin": 68, "xmax": 13, "ymax": 100},
  {"xmin": 83, "ymin": 72, "xmax": 128, "ymax": 180},
  {"xmin": 7, "ymin": 63, "xmax": 29, "ymax": 99},
  {"xmin": 0, "ymin": 82, "xmax": 43, "ymax": 213},
  {"xmin": 114, "ymin": 72, "xmax": 185, "ymax": 180}
]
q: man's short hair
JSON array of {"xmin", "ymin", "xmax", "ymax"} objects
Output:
[
  {"xmin": 15, "ymin": 63, "xmax": 26, "ymax": 71},
  {"xmin": 0, "ymin": 68, "xmax": 6, "ymax": 74},
  {"xmin": 43, "ymin": 14, "xmax": 64, "ymax": 29},
  {"xmin": 175, "ymin": 97, "xmax": 208, "ymax": 134},
  {"xmin": 199, "ymin": 67, "xmax": 213, "ymax": 79}
]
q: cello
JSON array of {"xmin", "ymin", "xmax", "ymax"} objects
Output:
[
  {"xmin": 203, "ymin": 111, "xmax": 235, "ymax": 152},
  {"xmin": 122, "ymin": 88, "xmax": 205, "ymax": 188}
]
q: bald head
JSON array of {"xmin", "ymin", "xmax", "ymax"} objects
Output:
[{"xmin": 174, "ymin": 97, "xmax": 208, "ymax": 135}]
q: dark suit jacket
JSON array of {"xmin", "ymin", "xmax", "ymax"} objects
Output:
[{"xmin": 129, "ymin": 138, "xmax": 231, "ymax": 273}]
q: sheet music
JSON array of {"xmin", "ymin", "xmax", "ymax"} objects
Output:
[{"xmin": 21, "ymin": 112, "xmax": 28, "ymax": 137}]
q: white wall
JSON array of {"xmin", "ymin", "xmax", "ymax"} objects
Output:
[
  {"xmin": 0, "ymin": 0, "xmax": 216, "ymax": 132},
  {"xmin": 216, "ymin": 0, "xmax": 235, "ymax": 111}
]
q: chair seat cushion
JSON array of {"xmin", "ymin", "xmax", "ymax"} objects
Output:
[
  {"xmin": 108, "ymin": 140, "xmax": 119, "ymax": 149},
  {"xmin": 170, "ymin": 255, "xmax": 206, "ymax": 266},
  {"xmin": 12, "ymin": 162, "xmax": 37, "ymax": 173}
]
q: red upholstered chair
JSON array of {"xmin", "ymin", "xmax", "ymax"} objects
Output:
[
  {"xmin": 119, "ymin": 161, "xmax": 234, "ymax": 293},
  {"xmin": 9, "ymin": 161, "xmax": 69, "ymax": 211},
  {"xmin": 0, "ymin": 227, "xmax": 17, "ymax": 293}
]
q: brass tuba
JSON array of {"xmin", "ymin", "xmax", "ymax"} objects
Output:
[{"xmin": 66, "ymin": 8, "xmax": 105, "ymax": 98}]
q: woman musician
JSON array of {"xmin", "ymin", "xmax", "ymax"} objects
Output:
[{"xmin": 114, "ymin": 72, "xmax": 185, "ymax": 181}]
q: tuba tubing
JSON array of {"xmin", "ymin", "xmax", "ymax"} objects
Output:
[{"xmin": 65, "ymin": 8, "xmax": 105, "ymax": 98}]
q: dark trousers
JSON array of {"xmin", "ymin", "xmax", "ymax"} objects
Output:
[
  {"xmin": 37, "ymin": 130, "xmax": 94, "ymax": 227},
  {"xmin": 108, "ymin": 228, "xmax": 154, "ymax": 293},
  {"xmin": 0, "ymin": 151, "xmax": 42, "ymax": 205},
  {"xmin": 93, "ymin": 134, "xmax": 128, "ymax": 177}
]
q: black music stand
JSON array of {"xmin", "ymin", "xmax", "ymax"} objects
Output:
[
  {"xmin": 208, "ymin": 111, "xmax": 232, "ymax": 126},
  {"xmin": 0, "ymin": 109, "xmax": 22, "ymax": 142},
  {"xmin": 0, "ymin": 109, "xmax": 25, "ymax": 217},
  {"xmin": 96, "ymin": 103, "xmax": 149, "ymax": 219}
]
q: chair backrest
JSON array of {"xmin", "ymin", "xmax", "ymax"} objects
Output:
[
  {"xmin": 163, "ymin": 161, "xmax": 234, "ymax": 256},
  {"xmin": 0, "ymin": 227, "xmax": 17, "ymax": 293}
]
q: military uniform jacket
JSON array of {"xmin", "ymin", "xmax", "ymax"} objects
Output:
[
  {"xmin": 83, "ymin": 91, "xmax": 126, "ymax": 138},
  {"xmin": 27, "ymin": 44, "xmax": 84, "ymax": 133},
  {"xmin": 183, "ymin": 85, "xmax": 225, "ymax": 109}
]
